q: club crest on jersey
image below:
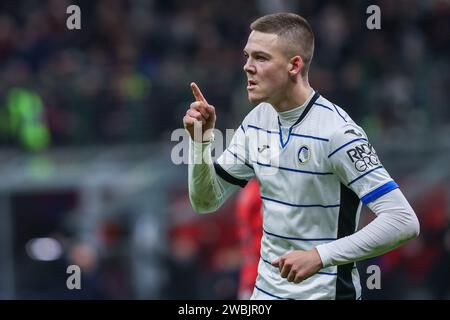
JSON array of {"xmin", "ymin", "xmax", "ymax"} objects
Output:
[{"xmin": 297, "ymin": 145, "xmax": 310, "ymax": 164}]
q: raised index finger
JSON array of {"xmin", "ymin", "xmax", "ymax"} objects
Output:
[{"xmin": 191, "ymin": 82, "xmax": 208, "ymax": 104}]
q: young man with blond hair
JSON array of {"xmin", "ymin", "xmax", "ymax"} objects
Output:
[{"xmin": 183, "ymin": 13, "xmax": 419, "ymax": 300}]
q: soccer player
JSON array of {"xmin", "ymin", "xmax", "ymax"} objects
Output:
[{"xmin": 183, "ymin": 13, "xmax": 420, "ymax": 300}]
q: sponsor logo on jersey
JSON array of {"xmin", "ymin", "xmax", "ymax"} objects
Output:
[
  {"xmin": 344, "ymin": 129, "xmax": 363, "ymax": 137},
  {"xmin": 258, "ymin": 144, "xmax": 270, "ymax": 153},
  {"xmin": 346, "ymin": 143, "xmax": 380, "ymax": 172},
  {"xmin": 297, "ymin": 145, "xmax": 310, "ymax": 164}
]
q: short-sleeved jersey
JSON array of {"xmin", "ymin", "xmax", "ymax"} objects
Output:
[{"xmin": 215, "ymin": 92, "xmax": 399, "ymax": 300}]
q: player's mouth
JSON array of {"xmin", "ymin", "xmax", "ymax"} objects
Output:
[{"xmin": 247, "ymin": 80, "xmax": 257, "ymax": 90}]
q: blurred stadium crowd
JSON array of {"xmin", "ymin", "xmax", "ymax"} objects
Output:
[
  {"xmin": 1, "ymin": 0, "xmax": 449, "ymax": 150},
  {"xmin": 0, "ymin": 0, "xmax": 449, "ymax": 299}
]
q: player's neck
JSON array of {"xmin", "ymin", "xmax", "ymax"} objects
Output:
[{"xmin": 272, "ymin": 80, "xmax": 313, "ymax": 113}]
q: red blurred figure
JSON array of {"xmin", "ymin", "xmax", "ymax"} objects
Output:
[{"xmin": 235, "ymin": 179, "xmax": 262, "ymax": 300}]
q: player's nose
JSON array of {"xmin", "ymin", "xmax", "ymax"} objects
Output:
[{"xmin": 243, "ymin": 60, "xmax": 255, "ymax": 74}]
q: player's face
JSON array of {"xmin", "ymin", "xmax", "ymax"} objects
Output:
[{"xmin": 243, "ymin": 31, "xmax": 291, "ymax": 105}]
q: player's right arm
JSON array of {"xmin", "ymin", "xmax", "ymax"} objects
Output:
[{"xmin": 184, "ymin": 83, "xmax": 241, "ymax": 213}]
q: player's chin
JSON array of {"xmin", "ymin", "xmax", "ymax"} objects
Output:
[{"xmin": 247, "ymin": 92, "xmax": 266, "ymax": 104}]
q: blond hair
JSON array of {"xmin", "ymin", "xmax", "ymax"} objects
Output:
[{"xmin": 250, "ymin": 13, "xmax": 314, "ymax": 77}]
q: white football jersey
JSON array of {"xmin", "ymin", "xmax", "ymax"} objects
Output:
[{"xmin": 215, "ymin": 92, "xmax": 399, "ymax": 300}]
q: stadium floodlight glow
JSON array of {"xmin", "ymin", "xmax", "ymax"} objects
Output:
[{"xmin": 25, "ymin": 237, "xmax": 63, "ymax": 261}]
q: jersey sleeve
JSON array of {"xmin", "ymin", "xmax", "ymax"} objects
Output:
[
  {"xmin": 215, "ymin": 121, "xmax": 255, "ymax": 188},
  {"xmin": 328, "ymin": 123, "xmax": 399, "ymax": 205}
]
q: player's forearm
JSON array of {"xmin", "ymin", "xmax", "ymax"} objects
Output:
[
  {"xmin": 188, "ymin": 139, "xmax": 236, "ymax": 213},
  {"xmin": 316, "ymin": 189, "xmax": 420, "ymax": 267}
]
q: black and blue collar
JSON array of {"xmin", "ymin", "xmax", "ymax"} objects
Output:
[{"xmin": 278, "ymin": 91, "xmax": 320, "ymax": 148}]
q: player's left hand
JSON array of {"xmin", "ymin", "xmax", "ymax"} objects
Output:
[{"xmin": 272, "ymin": 249, "xmax": 323, "ymax": 284}]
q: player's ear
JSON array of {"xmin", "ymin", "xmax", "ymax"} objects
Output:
[{"xmin": 288, "ymin": 56, "xmax": 303, "ymax": 77}]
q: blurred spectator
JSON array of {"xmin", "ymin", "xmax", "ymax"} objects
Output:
[
  {"xmin": 235, "ymin": 179, "xmax": 262, "ymax": 300},
  {"xmin": 164, "ymin": 188, "xmax": 241, "ymax": 299}
]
